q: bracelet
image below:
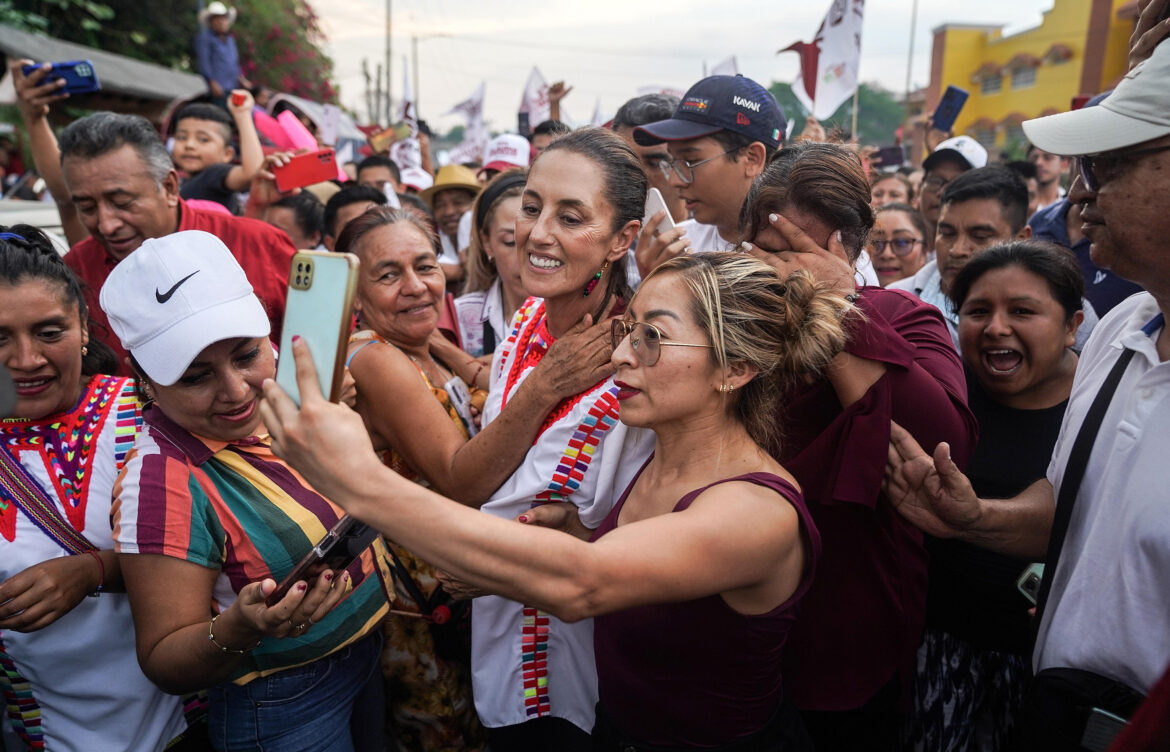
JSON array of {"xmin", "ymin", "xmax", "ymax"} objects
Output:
[
  {"xmin": 83, "ymin": 549, "xmax": 104, "ymax": 597},
  {"xmin": 208, "ymin": 613, "xmax": 263, "ymax": 654}
]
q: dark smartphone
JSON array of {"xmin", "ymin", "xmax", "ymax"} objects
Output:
[
  {"xmin": 872, "ymin": 145, "xmax": 906, "ymax": 170},
  {"xmin": 265, "ymin": 515, "xmax": 380, "ymax": 607},
  {"xmin": 21, "ymin": 60, "xmax": 101, "ymax": 95},
  {"xmin": 0, "ymin": 365, "xmax": 15, "ymax": 418},
  {"xmin": 272, "ymin": 148, "xmax": 337, "ymax": 193},
  {"xmin": 517, "ymin": 111, "xmax": 531, "ymax": 136},
  {"xmin": 931, "ymin": 85, "xmax": 969, "ymax": 134}
]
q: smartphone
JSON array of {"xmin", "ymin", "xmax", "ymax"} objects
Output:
[
  {"xmin": 272, "ymin": 149, "xmax": 338, "ymax": 193},
  {"xmin": 872, "ymin": 145, "xmax": 906, "ymax": 170},
  {"xmin": 1016, "ymin": 562, "xmax": 1045, "ymax": 605},
  {"xmin": 275, "ymin": 251, "xmax": 359, "ymax": 407},
  {"xmin": 642, "ymin": 187, "xmax": 676, "ymax": 236},
  {"xmin": 0, "ymin": 365, "xmax": 15, "ymax": 418},
  {"xmin": 930, "ymin": 85, "xmax": 969, "ymax": 134},
  {"xmin": 21, "ymin": 60, "xmax": 100, "ymax": 95},
  {"xmin": 265, "ymin": 515, "xmax": 380, "ymax": 606}
]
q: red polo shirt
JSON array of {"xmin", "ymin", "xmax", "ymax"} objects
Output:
[{"xmin": 65, "ymin": 200, "xmax": 295, "ymax": 374}]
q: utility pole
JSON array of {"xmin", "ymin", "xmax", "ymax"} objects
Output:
[
  {"xmin": 385, "ymin": 0, "xmax": 393, "ymax": 125},
  {"xmin": 375, "ymin": 62, "xmax": 384, "ymax": 128},
  {"xmin": 362, "ymin": 58, "xmax": 373, "ymax": 124}
]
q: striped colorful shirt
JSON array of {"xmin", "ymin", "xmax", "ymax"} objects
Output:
[{"xmin": 112, "ymin": 406, "xmax": 392, "ymax": 684}]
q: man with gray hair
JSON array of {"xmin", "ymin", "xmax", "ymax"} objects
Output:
[{"xmin": 60, "ymin": 112, "xmax": 294, "ymax": 370}]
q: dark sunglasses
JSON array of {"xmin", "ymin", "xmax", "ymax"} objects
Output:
[
  {"xmin": 867, "ymin": 237, "xmax": 922, "ymax": 257},
  {"xmin": 1078, "ymin": 144, "xmax": 1170, "ymax": 193}
]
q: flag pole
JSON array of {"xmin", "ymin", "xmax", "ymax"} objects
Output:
[{"xmin": 850, "ymin": 86, "xmax": 859, "ymax": 140}]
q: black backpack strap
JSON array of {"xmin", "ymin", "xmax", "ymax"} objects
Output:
[{"xmin": 1032, "ymin": 347, "xmax": 1136, "ymax": 643}]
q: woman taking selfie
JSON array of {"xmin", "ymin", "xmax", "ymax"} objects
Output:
[
  {"xmin": 103, "ymin": 231, "xmax": 393, "ymax": 752},
  {"xmin": 904, "ymin": 242, "xmax": 1083, "ymax": 751},
  {"xmin": 260, "ymin": 252, "xmax": 853, "ymax": 750},
  {"xmin": 0, "ymin": 226, "xmax": 190, "ymax": 750},
  {"xmin": 740, "ymin": 141, "xmax": 978, "ymax": 751}
]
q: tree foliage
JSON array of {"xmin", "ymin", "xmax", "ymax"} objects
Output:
[
  {"xmin": 4, "ymin": 0, "xmax": 336, "ymax": 102},
  {"xmin": 769, "ymin": 81, "xmax": 907, "ymax": 146}
]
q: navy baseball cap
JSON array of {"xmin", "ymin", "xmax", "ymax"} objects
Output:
[{"xmin": 634, "ymin": 75, "xmax": 786, "ymax": 149}]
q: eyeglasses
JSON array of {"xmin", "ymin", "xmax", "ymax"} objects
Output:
[
  {"xmin": 867, "ymin": 237, "xmax": 923, "ymax": 257},
  {"xmin": 664, "ymin": 148, "xmax": 738, "ymax": 186},
  {"xmin": 1077, "ymin": 144, "xmax": 1170, "ymax": 193},
  {"xmin": 922, "ymin": 174, "xmax": 951, "ymax": 191},
  {"xmin": 610, "ymin": 319, "xmax": 714, "ymax": 366}
]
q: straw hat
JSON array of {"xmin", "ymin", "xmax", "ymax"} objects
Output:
[{"xmin": 419, "ymin": 164, "xmax": 480, "ymax": 208}]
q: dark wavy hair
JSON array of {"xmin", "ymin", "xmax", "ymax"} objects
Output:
[
  {"xmin": 949, "ymin": 241, "xmax": 1084, "ymax": 321},
  {"xmin": 0, "ymin": 225, "xmax": 117, "ymax": 375}
]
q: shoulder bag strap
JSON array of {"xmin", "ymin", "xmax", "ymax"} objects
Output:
[
  {"xmin": 1031, "ymin": 346, "xmax": 1136, "ymax": 643},
  {"xmin": 0, "ymin": 445, "xmax": 98, "ymax": 554}
]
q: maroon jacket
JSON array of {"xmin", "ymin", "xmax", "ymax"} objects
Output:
[{"xmin": 779, "ymin": 286, "xmax": 978, "ymax": 711}]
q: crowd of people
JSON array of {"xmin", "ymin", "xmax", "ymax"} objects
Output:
[{"xmin": 2, "ymin": 2, "xmax": 1170, "ymax": 751}]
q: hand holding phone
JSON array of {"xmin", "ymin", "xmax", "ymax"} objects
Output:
[
  {"xmin": 272, "ymin": 149, "xmax": 338, "ymax": 193},
  {"xmin": 275, "ymin": 251, "xmax": 359, "ymax": 406},
  {"xmin": 930, "ymin": 86, "xmax": 969, "ymax": 135},
  {"xmin": 20, "ymin": 60, "xmax": 100, "ymax": 96},
  {"xmin": 642, "ymin": 188, "xmax": 676, "ymax": 237},
  {"xmin": 265, "ymin": 515, "xmax": 379, "ymax": 607}
]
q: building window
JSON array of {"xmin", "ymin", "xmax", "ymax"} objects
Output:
[
  {"xmin": 980, "ymin": 74, "xmax": 1002, "ymax": 95},
  {"xmin": 1011, "ymin": 66, "xmax": 1036, "ymax": 89},
  {"xmin": 973, "ymin": 128, "xmax": 996, "ymax": 151}
]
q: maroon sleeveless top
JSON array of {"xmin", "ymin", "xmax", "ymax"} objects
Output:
[{"xmin": 591, "ymin": 469, "xmax": 821, "ymax": 747}]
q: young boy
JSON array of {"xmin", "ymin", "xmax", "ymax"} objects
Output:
[{"xmin": 173, "ymin": 91, "xmax": 261, "ymax": 214}]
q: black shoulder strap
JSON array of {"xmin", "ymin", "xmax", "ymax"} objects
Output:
[{"xmin": 1032, "ymin": 346, "xmax": 1136, "ymax": 642}]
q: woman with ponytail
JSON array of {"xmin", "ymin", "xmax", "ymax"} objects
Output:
[
  {"xmin": 739, "ymin": 141, "xmax": 980, "ymax": 751},
  {"xmin": 0, "ymin": 226, "xmax": 191, "ymax": 750},
  {"xmin": 259, "ymin": 250, "xmax": 854, "ymax": 749}
]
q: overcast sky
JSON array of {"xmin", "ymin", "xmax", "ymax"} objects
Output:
[{"xmin": 306, "ymin": 0, "xmax": 1058, "ymax": 134}]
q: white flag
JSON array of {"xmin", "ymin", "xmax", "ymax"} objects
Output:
[
  {"xmin": 400, "ymin": 55, "xmax": 418, "ymax": 137},
  {"xmin": 390, "ymin": 138, "xmax": 422, "ymax": 170},
  {"xmin": 519, "ymin": 67, "xmax": 550, "ymax": 132},
  {"xmin": 709, "ymin": 56, "xmax": 739, "ymax": 76},
  {"xmin": 446, "ymin": 81, "xmax": 485, "ymax": 121},
  {"xmin": 783, "ymin": 0, "xmax": 865, "ymax": 120},
  {"xmin": 448, "ymin": 122, "xmax": 489, "ymax": 165}
]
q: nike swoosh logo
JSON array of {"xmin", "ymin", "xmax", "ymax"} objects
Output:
[{"xmin": 155, "ymin": 271, "xmax": 199, "ymax": 303}]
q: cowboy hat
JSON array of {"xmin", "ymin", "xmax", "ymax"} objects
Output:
[{"xmin": 199, "ymin": 1, "xmax": 238, "ymax": 27}]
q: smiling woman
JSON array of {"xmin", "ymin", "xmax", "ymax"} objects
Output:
[
  {"xmin": 99, "ymin": 230, "xmax": 395, "ymax": 752},
  {"xmin": 0, "ymin": 226, "xmax": 191, "ymax": 750}
]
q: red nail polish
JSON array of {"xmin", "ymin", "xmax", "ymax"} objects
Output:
[
  {"xmin": 296, "ymin": 582, "xmax": 307, "ymax": 592},
  {"xmin": 519, "ymin": 515, "xmax": 529, "ymax": 523},
  {"xmin": 324, "ymin": 572, "xmax": 334, "ymax": 581},
  {"xmin": 292, "ymin": 335, "xmax": 302, "ymax": 344}
]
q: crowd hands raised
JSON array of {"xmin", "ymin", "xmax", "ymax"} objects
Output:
[{"xmin": 3, "ymin": 2, "xmax": 1170, "ymax": 750}]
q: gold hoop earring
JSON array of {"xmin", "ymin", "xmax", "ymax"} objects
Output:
[{"xmin": 718, "ymin": 383, "xmax": 734, "ymax": 393}]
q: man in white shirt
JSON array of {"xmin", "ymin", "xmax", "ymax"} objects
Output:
[{"xmin": 884, "ymin": 35, "xmax": 1170, "ymax": 749}]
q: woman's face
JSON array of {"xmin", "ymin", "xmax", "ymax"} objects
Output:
[
  {"xmin": 958, "ymin": 266, "xmax": 1080, "ymax": 406},
  {"xmin": 0, "ymin": 279, "xmax": 88, "ymax": 420},
  {"xmin": 869, "ymin": 210, "xmax": 926, "ymax": 287},
  {"xmin": 514, "ymin": 150, "xmax": 632, "ymax": 306},
  {"xmin": 482, "ymin": 196, "xmax": 526, "ymax": 303},
  {"xmin": 353, "ymin": 222, "xmax": 446, "ymax": 348},
  {"xmin": 611, "ymin": 273, "xmax": 723, "ymax": 430},
  {"xmin": 870, "ymin": 176, "xmax": 909, "ymax": 207},
  {"xmin": 149, "ymin": 337, "xmax": 274, "ymax": 441}
]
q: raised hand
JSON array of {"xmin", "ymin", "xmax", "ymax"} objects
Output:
[{"xmin": 883, "ymin": 421, "xmax": 982, "ymax": 539}]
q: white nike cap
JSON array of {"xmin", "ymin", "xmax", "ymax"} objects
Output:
[{"xmin": 100, "ymin": 230, "xmax": 271, "ymax": 385}]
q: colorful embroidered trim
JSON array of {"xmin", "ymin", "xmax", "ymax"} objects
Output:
[
  {"xmin": 520, "ymin": 608, "xmax": 551, "ymax": 718},
  {"xmin": 535, "ymin": 387, "xmax": 621, "ymax": 504},
  {"xmin": 0, "ymin": 635, "xmax": 45, "ymax": 750},
  {"xmin": 113, "ymin": 379, "xmax": 143, "ymax": 468}
]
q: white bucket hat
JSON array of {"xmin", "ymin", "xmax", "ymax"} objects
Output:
[
  {"xmin": 1023, "ymin": 38, "xmax": 1170, "ymax": 156},
  {"xmin": 199, "ymin": 1, "xmax": 238, "ymax": 27},
  {"xmin": 100, "ymin": 231, "xmax": 270, "ymax": 386}
]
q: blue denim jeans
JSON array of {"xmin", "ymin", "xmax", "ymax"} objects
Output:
[{"xmin": 208, "ymin": 632, "xmax": 383, "ymax": 752}]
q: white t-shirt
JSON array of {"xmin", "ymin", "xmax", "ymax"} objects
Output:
[
  {"xmin": 1035, "ymin": 293, "xmax": 1169, "ymax": 694},
  {"xmin": 473, "ymin": 298, "xmax": 653, "ymax": 731},
  {"xmin": 679, "ymin": 219, "xmax": 881, "ymax": 286},
  {"xmin": 0, "ymin": 376, "xmax": 186, "ymax": 751}
]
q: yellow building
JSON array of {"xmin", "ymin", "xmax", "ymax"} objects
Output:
[{"xmin": 927, "ymin": 0, "xmax": 1142, "ymax": 156}]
